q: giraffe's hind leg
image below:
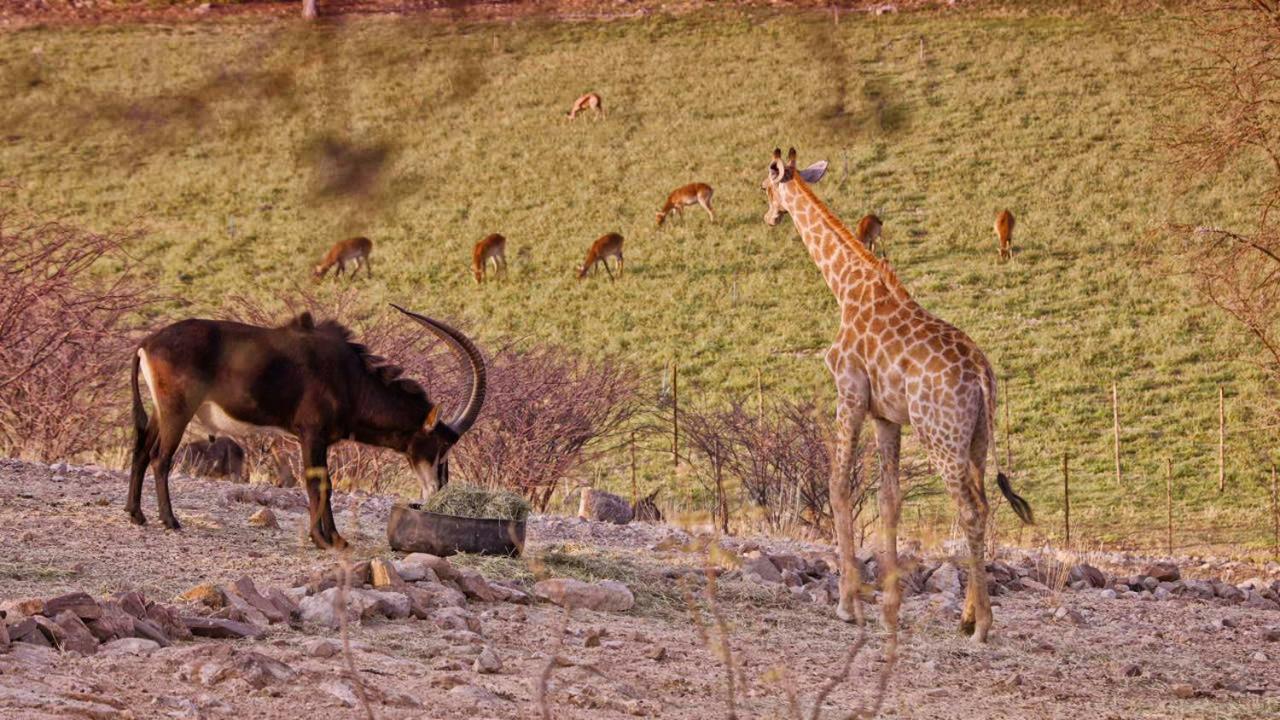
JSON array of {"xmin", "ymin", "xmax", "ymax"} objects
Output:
[
  {"xmin": 939, "ymin": 451, "xmax": 993, "ymax": 642},
  {"xmin": 874, "ymin": 418, "xmax": 904, "ymax": 639}
]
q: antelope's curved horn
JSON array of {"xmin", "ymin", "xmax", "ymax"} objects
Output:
[{"xmin": 390, "ymin": 304, "xmax": 487, "ymax": 436}]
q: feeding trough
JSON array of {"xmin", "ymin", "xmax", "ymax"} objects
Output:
[{"xmin": 387, "ymin": 503, "xmax": 526, "ymax": 557}]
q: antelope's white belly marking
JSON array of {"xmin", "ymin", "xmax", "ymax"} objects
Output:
[{"xmin": 194, "ymin": 402, "xmax": 290, "ymax": 438}]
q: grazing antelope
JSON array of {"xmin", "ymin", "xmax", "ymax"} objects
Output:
[
  {"xmin": 854, "ymin": 213, "xmax": 883, "ymax": 252},
  {"xmin": 567, "ymin": 92, "xmax": 605, "ymax": 120},
  {"xmin": 174, "ymin": 435, "xmax": 247, "ymax": 484},
  {"xmin": 472, "ymin": 233, "xmax": 508, "ymax": 283},
  {"xmin": 994, "ymin": 210, "xmax": 1014, "ymax": 262},
  {"xmin": 313, "ymin": 236, "xmax": 373, "ymax": 280},
  {"xmin": 577, "ymin": 232, "xmax": 624, "ymax": 281},
  {"xmin": 761, "ymin": 147, "xmax": 1032, "ymax": 642},
  {"xmin": 656, "ymin": 183, "xmax": 715, "ymax": 226},
  {"xmin": 127, "ymin": 305, "xmax": 486, "ymax": 549},
  {"xmin": 632, "ymin": 490, "xmax": 663, "ymax": 523}
]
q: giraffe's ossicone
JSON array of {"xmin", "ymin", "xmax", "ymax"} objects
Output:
[{"xmin": 761, "ymin": 147, "xmax": 1033, "ymax": 644}]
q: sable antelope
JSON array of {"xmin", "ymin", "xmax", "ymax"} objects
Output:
[
  {"xmin": 576, "ymin": 481, "xmax": 634, "ymax": 525},
  {"xmin": 994, "ymin": 210, "xmax": 1014, "ymax": 262},
  {"xmin": 174, "ymin": 435, "xmax": 247, "ymax": 484},
  {"xmin": 472, "ymin": 233, "xmax": 508, "ymax": 283},
  {"xmin": 127, "ymin": 305, "xmax": 486, "ymax": 549},
  {"xmin": 854, "ymin": 213, "xmax": 883, "ymax": 252},
  {"xmin": 632, "ymin": 490, "xmax": 663, "ymax": 523},
  {"xmin": 577, "ymin": 232, "xmax": 624, "ymax": 281},
  {"xmin": 567, "ymin": 92, "xmax": 605, "ymax": 120},
  {"xmin": 313, "ymin": 236, "xmax": 373, "ymax": 280},
  {"xmin": 656, "ymin": 183, "xmax": 715, "ymax": 226}
]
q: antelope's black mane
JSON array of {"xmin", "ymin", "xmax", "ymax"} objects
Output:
[{"xmin": 285, "ymin": 312, "xmax": 428, "ymax": 403}]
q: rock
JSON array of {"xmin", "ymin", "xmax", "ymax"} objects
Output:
[
  {"xmin": 101, "ymin": 637, "xmax": 160, "ymax": 655},
  {"xmin": 1242, "ymin": 593, "xmax": 1280, "ymax": 611},
  {"xmin": 781, "ymin": 569, "xmax": 806, "ymax": 587},
  {"xmin": 0, "ymin": 616, "xmax": 8, "ymax": 652},
  {"xmin": 84, "ymin": 601, "xmax": 134, "ymax": 643},
  {"xmin": 402, "ymin": 553, "xmax": 457, "ymax": 582},
  {"xmin": 488, "ymin": 584, "xmax": 531, "ymax": 605},
  {"xmin": 52, "ymin": 611, "xmax": 98, "ymax": 655},
  {"xmin": 178, "ymin": 583, "xmax": 227, "ymax": 610},
  {"xmin": 533, "ymin": 578, "xmax": 635, "ymax": 612},
  {"xmin": 403, "ymin": 584, "xmax": 466, "ymax": 619},
  {"xmin": 222, "ymin": 591, "xmax": 270, "ymax": 627},
  {"xmin": 1122, "ymin": 663, "xmax": 1142, "ymax": 677},
  {"xmin": 265, "ymin": 588, "xmax": 300, "ymax": 622},
  {"xmin": 305, "ymin": 638, "xmax": 342, "ymax": 658},
  {"xmin": 1213, "ymin": 581, "xmax": 1244, "ymax": 603},
  {"xmin": 115, "ymin": 591, "xmax": 149, "ymax": 621},
  {"xmin": 447, "ymin": 684, "xmax": 506, "ymax": 708},
  {"xmin": 432, "ymin": 606, "xmax": 481, "ymax": 633},
  {"xmin": 1020, "ymin": 577, "xmax": 1051, "ymax": 593},
  {"xmin": 231, "ymin": 577, "xmax": 287, "ymax": 624},
  {"xmin": 1263, "ymin": 627, "xmax": 1280, "ymax": 642},
  {"xmin": 179, "ymin": 646, "xmax": 295, "ymax": 689},
  {"xmin": 9, "ymin": 618, "xmax": 51, "ymax": 647},
  {"xmin": 1251, "ymin": 651, "xmax": 1269, "ymax": 662},
  {"xmin": 1144, "ymin": 563, "xmax": 1180, "ymax": 582},
  {"xmin": 1183, "ymin": 580, "xmax": 1216, "ymax": 600},
  {"xmin": 182, "ymin": 615, "xmax": 266, "ymax": 639},
  {"xmin": 321, "ymin": 678, "xmax": 368, "ymax": 708},
  {"xmin": 768, "ymin": 553, "xmax": 805, "ymax": 574},
  {"xmin": 926, "ymin": 563, "xmax": 963, "ymax": 594},
  {"xmin": 392, "ymin": 560, "xmax": 439, "ymax": 584},
  {"xmin": 248, "ymin": 508, "xmax": 279, "ymax": 528},
  {"xmin": 298, "ymin": 588, "xmax": 354, "ymax": 629},
  {"xmin": 1100, "ymin": 589, "xmax": 1117, "ymax": 600},
  {"xmin": 42, "ymin": 592, "xmax": 102, "ymax": 621},
  {"xmin": 646, "ymin": 645, "xmax": 667, "ymax": 661},
  {"xmin": 359, "ymin": 589, "xmax": 411, "ymax": 620},
  {"xmin": 370, "ymin": 558, "xmax": 404, "ymax": 589},
  {"xmin": 455, "ymin": 570, "xmax": 501, "ymax": 602},
  {"xmin": 1141, "ymin": 576, "xmax": 1159, "ymax": 592},
  {"xmin": 1171, "ymin": 683, "xmax": 1196, "ymax": 699},
  {"xmin": 1069, "ymin": 564, "xmax": 1107, "ymax": 588},
  {"xmin": 6, "ymin": 642, "xmax": 58, "ymax": 663},
  {"xmin": 741, "ymin": 555, "xmax": 784, "ymax": 584},
  {"xmin": 473, "ymin": 646, "xmax": 502, "ymax": 674},
  {"xmin": 147, "ymin": 603, "xmax": 193, "ymax": 641},
  {"xmin": 30, "ymin": 615, "xmax": 67, "ymax": 647},
  {"xmin": 585, "ymin": 627, "xmax": 607, "ymax": 647}
]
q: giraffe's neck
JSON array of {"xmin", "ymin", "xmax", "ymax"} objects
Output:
[{"xmin": 782, "ymin": 180, "xmax": 901, "ymax": 314}]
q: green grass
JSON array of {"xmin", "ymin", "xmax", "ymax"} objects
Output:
[{"xmin": 1, "ymin": 8, "xmax": 1276, "ymax": 553}]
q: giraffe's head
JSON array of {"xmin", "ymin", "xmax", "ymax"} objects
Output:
[{"xmin": 761, "ymin": 147, "xmax": 829, "ymax": 226}]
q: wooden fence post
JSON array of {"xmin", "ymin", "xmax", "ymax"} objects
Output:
[
  {"xmin": 1272, "ymin": 463, "xmax": 1278, "ymax": 557},
  {"xmin": 1062, "ymin": 452, "xmax": 1070, "ymax": 548},
  {"xmin": 1165, "ymin": 459, "xmax": 1173, "ymax": 556},
  {"xmin": 671, "ymin": 361, "xmax": 679, "ymax": 472},
  {"xmin": 1218, "ymin": 385, "xmax": 1226, "ymax": 493},
  {"xmin": 756, "ymin": 367, "xmax": 764, "ymax": 422},
  {"xmin": 1004, "ymin": 378, "xmax": 1012, "ymax": 471},
  {"xmin": 1112, "ymin": 381, "xmax": 1122, "ymax": 485},
  {"xmin": 629, "ymin": 430, "xmax": 637, "ymax": 506}
]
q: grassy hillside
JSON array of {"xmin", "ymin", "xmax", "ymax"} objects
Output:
[{"xmin": 1, "ymin": 7, "xmax": 1275, "ymax": 553}]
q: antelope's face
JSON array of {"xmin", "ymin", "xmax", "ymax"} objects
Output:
[
  {"xmin": 655, "ymin": 210, "xmax": 666, "ymax": 226},
  {"xmin": 312, "ymin": 265, "xmax": 326, "ymax": 280},
  {"xmin": 473, "ymin": 265, "xmax": 483, "ymax": 284},
  {"xmin": 408, "ymin": 426, "xmax": 458, "ymax": 498},
  {"xmin": 761, "ymin": 148, "xmax": 829, "ymax": 227}
]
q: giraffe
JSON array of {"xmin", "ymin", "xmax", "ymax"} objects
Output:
[{"xmin": 761, "ymin": 148, "xmax": 1033, "ymax": 643}]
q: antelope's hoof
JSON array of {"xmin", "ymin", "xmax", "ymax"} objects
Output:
[
  {"xmin": 128, "ymin": 511, "xmax": 147, "ymax": 526},
  {"xmin": 162, "ymin": 517, "xmax": 182, "ymax": 531},
  {"xmin": 836, "ymin": 603, "xmax": 861, "ymax": 624},
  {"xmin": 329, "ymin": 534, "xmax": 349, "ymax": 551}
]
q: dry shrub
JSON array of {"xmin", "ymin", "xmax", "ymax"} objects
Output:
[
  {"xmin": 0, "ymin": 209, "xmax": 152, "ymax": 460},
  {"xmin": 449, "ymin": 344, "xmax": 643, "ymax": 511}
]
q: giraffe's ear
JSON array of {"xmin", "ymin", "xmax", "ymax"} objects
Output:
[{"xmin": 797, "ymin": 160, "xmax": 829, "ymax": 184}]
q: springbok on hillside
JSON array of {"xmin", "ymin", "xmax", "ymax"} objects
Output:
[
  {"xmin": 174, "ymin": 435, "xmax": 247, "ymax": 484},
  {"xmin": 656, "ymin": 183, "xmax": 715, "ymax": 226},
  {"xmin": 314, "ymin": 236, "xmax": 373, "ymax": 280},
  {"xmin": 567, "ymin": 92, "xmax": 605, "ymax": 120},
  {"xmin": 472, "ymin": 233, "xmax": 508, "ymax": 283},
  {"xmin": 854, "ymin": 213, "xmax": 883, "ymax": 253},
  {"xmin": 127, "ymin": 306, "xmax": 487, "ymax": 549},
  {"xmin": 577, "ymin": 232, "xmax": 624, "ymax": 281},
  {"xmin": 994, "ymin": 210, "xmax": 1015, "ymax": 262}
]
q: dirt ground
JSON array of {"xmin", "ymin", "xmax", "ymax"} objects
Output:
[{"xmin": 2, "ymin": 459, "xmax": 1279, "ymax": 719}]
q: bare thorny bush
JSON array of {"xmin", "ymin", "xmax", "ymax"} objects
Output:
[
  {"xmin": 1165, "ymin": 1, "xmax": 1280, "ymax": 426},
  {"xmin": 680, "ymin": 398, "xmax": 928, "ymax": 540},
  {"xmin": 224, "ymin": 290, "xmax": 642, "ymax": 506},
  {"xmin": 0, "ymin": 208, "xmax": 153, "ymax": 461}
]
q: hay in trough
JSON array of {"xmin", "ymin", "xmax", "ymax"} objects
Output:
[{"xmin": 424, "ymin": 483, "xmax": 531, "ymax": 522}]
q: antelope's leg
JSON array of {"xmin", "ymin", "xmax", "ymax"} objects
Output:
[
  {"xmin": 127, "ymin": 419, "xmax": 158, "ymax": 525},
  {"xmin": 151, "ymin": 417, "xmax": 192, "ymax": 531}
]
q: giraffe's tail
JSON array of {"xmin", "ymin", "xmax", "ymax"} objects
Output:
[{"xmin": 982, "ymin": 366, "xmax": 1034, "ymax": 525}]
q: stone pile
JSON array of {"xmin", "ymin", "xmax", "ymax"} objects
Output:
[{"xmin": 1, "ymin": 552, "xmax": 637, "ymax": 661}]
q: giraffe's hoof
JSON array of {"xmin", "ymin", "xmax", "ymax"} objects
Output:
[
  {"xmin": 836, "ymin": 604, "xmax": 863, "ymax": 624},
  {"xmin": 959, "ymin": 618, "xmax": 976, "ymax": 636}
]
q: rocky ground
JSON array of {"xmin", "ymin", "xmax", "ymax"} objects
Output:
[{"xmin": 2, "ymin": 459, "xmax": 1280, "ymax": 719}]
